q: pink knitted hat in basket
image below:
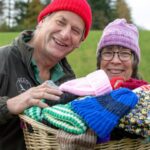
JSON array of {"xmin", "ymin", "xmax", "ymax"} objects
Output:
[{"xmin": 59, "ymin": 70, "xmax": 112, "ymax": 96}]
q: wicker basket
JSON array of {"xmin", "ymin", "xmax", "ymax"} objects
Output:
[{"xmin": 19, "ymin": 114, "xmax": 150, "ymax": 150}]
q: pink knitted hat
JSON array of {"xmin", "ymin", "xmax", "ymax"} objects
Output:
[
  {"xmin": 97, "ymin": 18, "xmax": 140, "ymax": 63},
  {"xmin": 59, "ymin": 70, "xmax": 112, "ymax": 96}
]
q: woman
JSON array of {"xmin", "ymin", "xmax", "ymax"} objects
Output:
[
  {"xmin": 96, "ymin": 18, "xmax": 145, "ymax": 140},
  {"xmin": 96, "ymin": 18, "xmax": 140, "ymax": 80}
]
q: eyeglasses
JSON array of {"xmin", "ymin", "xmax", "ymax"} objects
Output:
[{"xmin": 101, "ymin": 46, "xmax": 132, "ymax": 62}]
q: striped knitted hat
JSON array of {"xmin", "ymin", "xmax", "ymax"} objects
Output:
[
  {"xmin": 42, "ymin": 104, "xmax": 87, "ymax": 134},
  {"xmin": 70, "ymin": 88, "xmax": 138, "ymax": 138}
]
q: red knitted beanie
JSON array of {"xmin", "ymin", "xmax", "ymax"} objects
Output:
[{"xmin": 38, "ymin": 0, "xmax": 92, "ymax": 40}]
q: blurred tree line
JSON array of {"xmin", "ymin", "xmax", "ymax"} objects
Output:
[{"xmin": 0, "ymin": 0, "xmax": 132, "ymax": 32}]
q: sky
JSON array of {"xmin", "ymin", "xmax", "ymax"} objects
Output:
[{"xmin": 125, "ymin": 0, "xmax": 150, "ymax": 30}]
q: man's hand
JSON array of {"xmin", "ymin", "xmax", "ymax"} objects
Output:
[{"xmin": 7, "ymin": 81, "xmax": 63, "ymax": 114}]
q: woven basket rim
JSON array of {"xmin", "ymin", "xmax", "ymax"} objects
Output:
[
  {"xmin": 19, "ymin": 114, "xmax": 57, "ymax": 134},
  {"xmin": 19, "ymin": 114, "xmax": 150, "ymax": 150}
]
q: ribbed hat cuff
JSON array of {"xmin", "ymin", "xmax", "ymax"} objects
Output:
[{"xmin": 86, "ymin": 70, "xmax": 112, "ymax": 96}]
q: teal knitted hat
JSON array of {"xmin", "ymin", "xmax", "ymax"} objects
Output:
[{"xmin": 42, "ymin": 104, "xmax": 87, "ymax": 134}]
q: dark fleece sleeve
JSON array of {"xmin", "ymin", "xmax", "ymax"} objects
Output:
[{"xmin": 0, "ymin": 96, "xmax": 15, "ymax": 124}]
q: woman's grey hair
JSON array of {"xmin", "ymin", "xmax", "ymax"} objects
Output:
[{"xmin": 96, "ymin": 50, "xmax": 141, "ymax": 79}]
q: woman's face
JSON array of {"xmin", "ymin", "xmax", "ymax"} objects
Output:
[{"xmin": 99, "ymin": 45, "xmax": 133, "ymax": 80}]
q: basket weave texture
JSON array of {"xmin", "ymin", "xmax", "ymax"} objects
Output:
[{"xmin": 19, "ymin": 114, "xmax": 150, "ymax": 150}]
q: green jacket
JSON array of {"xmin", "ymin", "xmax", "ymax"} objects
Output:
[{"xmin": 0, "ymin": 30, "xmax": 76, "ymax": 150}]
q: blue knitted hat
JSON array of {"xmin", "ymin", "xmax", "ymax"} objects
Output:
[{"xmin": 70, "ymin": 88, "xmax": 138, "ymax": 138}]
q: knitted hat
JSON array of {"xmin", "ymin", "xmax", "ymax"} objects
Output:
[
  {"xmin": 110, "ymin": 77, "xmax": 125, "ymax": 90},
  {"xmin": 110, "ymin": 77, "xmax": 148, "ymax": 90},
  {"xmin": 43, "ymin": 80, "xmax": 78, "ymax": 106},
  {"xmin": 70, "ymin": 88, "xmax": 138, "ymax": 138},
  {"xmin": 24, "ymin": 106, "xmax": 42, "ymax": 121},
  {"xmin": 122, "ymin": 78, "xmax": 148, "ymax": 90},
  {"xmin": 119, "ymin": 85, "xmax": 150, "ymax": 137},
  {"xmin": 57, "ymin": 129, "xmax": 97, "ymax": 150},
  {"xmin": 38, "ymin": 0, "xmax": 92, "ymax": 40},
  {"xmin": 97, "ymin": 18, "xmax": 140, "ymax": 62},
  {"xmin": 59, "ymin": 70, "xmax": 112, "ymax": 96},
  {"xmin": 42, "ymin": 104, "xmax": 87, "ymax": 134}
]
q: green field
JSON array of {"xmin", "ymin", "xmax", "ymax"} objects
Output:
[{"xmin": 0, "ymin": 31, "xmax": 150, "ymax": 82}]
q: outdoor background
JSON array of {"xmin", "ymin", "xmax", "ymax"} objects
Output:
[{"xmin": 0, "ymin": 0, "xmax": 150, "ymax": 82}]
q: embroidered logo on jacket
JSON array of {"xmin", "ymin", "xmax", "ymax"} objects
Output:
[{"xmin": 16, "ymin": 78, "xmax": 31, "ymax": 93}]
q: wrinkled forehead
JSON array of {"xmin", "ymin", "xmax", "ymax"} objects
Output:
[{"xmin": 46, "ymin": 11, "xmax": 85, "ymax": 28}]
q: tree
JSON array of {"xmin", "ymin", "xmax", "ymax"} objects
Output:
[
  {"xmin": 40, "ymin": 0, "xmax": 52, "ymax": 5},
  {"xmin": 14, "ymin": 0, "xmax": 44, "ymax": 30},
  {"xmin": 88, "ymin": 0, "xmax": 117, "ymax": 29},
  {"xmin": 14, "ymin": 1, "xmax": 29, "ymax": 26},
  {"xmin": 0, "ymin": 0, "xmax": 4, "ymax": 25},
  {"xmin": 115, "ymin": 0, "xmax": 132, "ymax": 22},
  {"xmin": 21, "ymin": 0, "xmax": 44, "ymax": 29},
  {"xmin": 0, "ymin": 0, "xmax": 4, "ymax": 15},
  {"xmin": 1, "ymin": 0, "xmax": 132, "ymax": 31},
  {"xmin": 0, "ymin": 0, "xmax": 15, "ymax": 31}
]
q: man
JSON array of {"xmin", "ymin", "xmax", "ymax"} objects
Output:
[{"xmin": 0, "ymin": 0, "xmax": 92, "ymax": 149}]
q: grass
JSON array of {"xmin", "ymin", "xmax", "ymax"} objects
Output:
[
  {"xmin": 0, "ymin": 32, "xmax": 19, "ymax": 46},
  {"xmin": 0, "ymin": 30, "xmax": 150, "ymax": 82}
]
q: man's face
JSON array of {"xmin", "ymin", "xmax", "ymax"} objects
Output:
[{"xmin": 35, "ymin": 11, "xmax": 85, "ymax": 61}]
